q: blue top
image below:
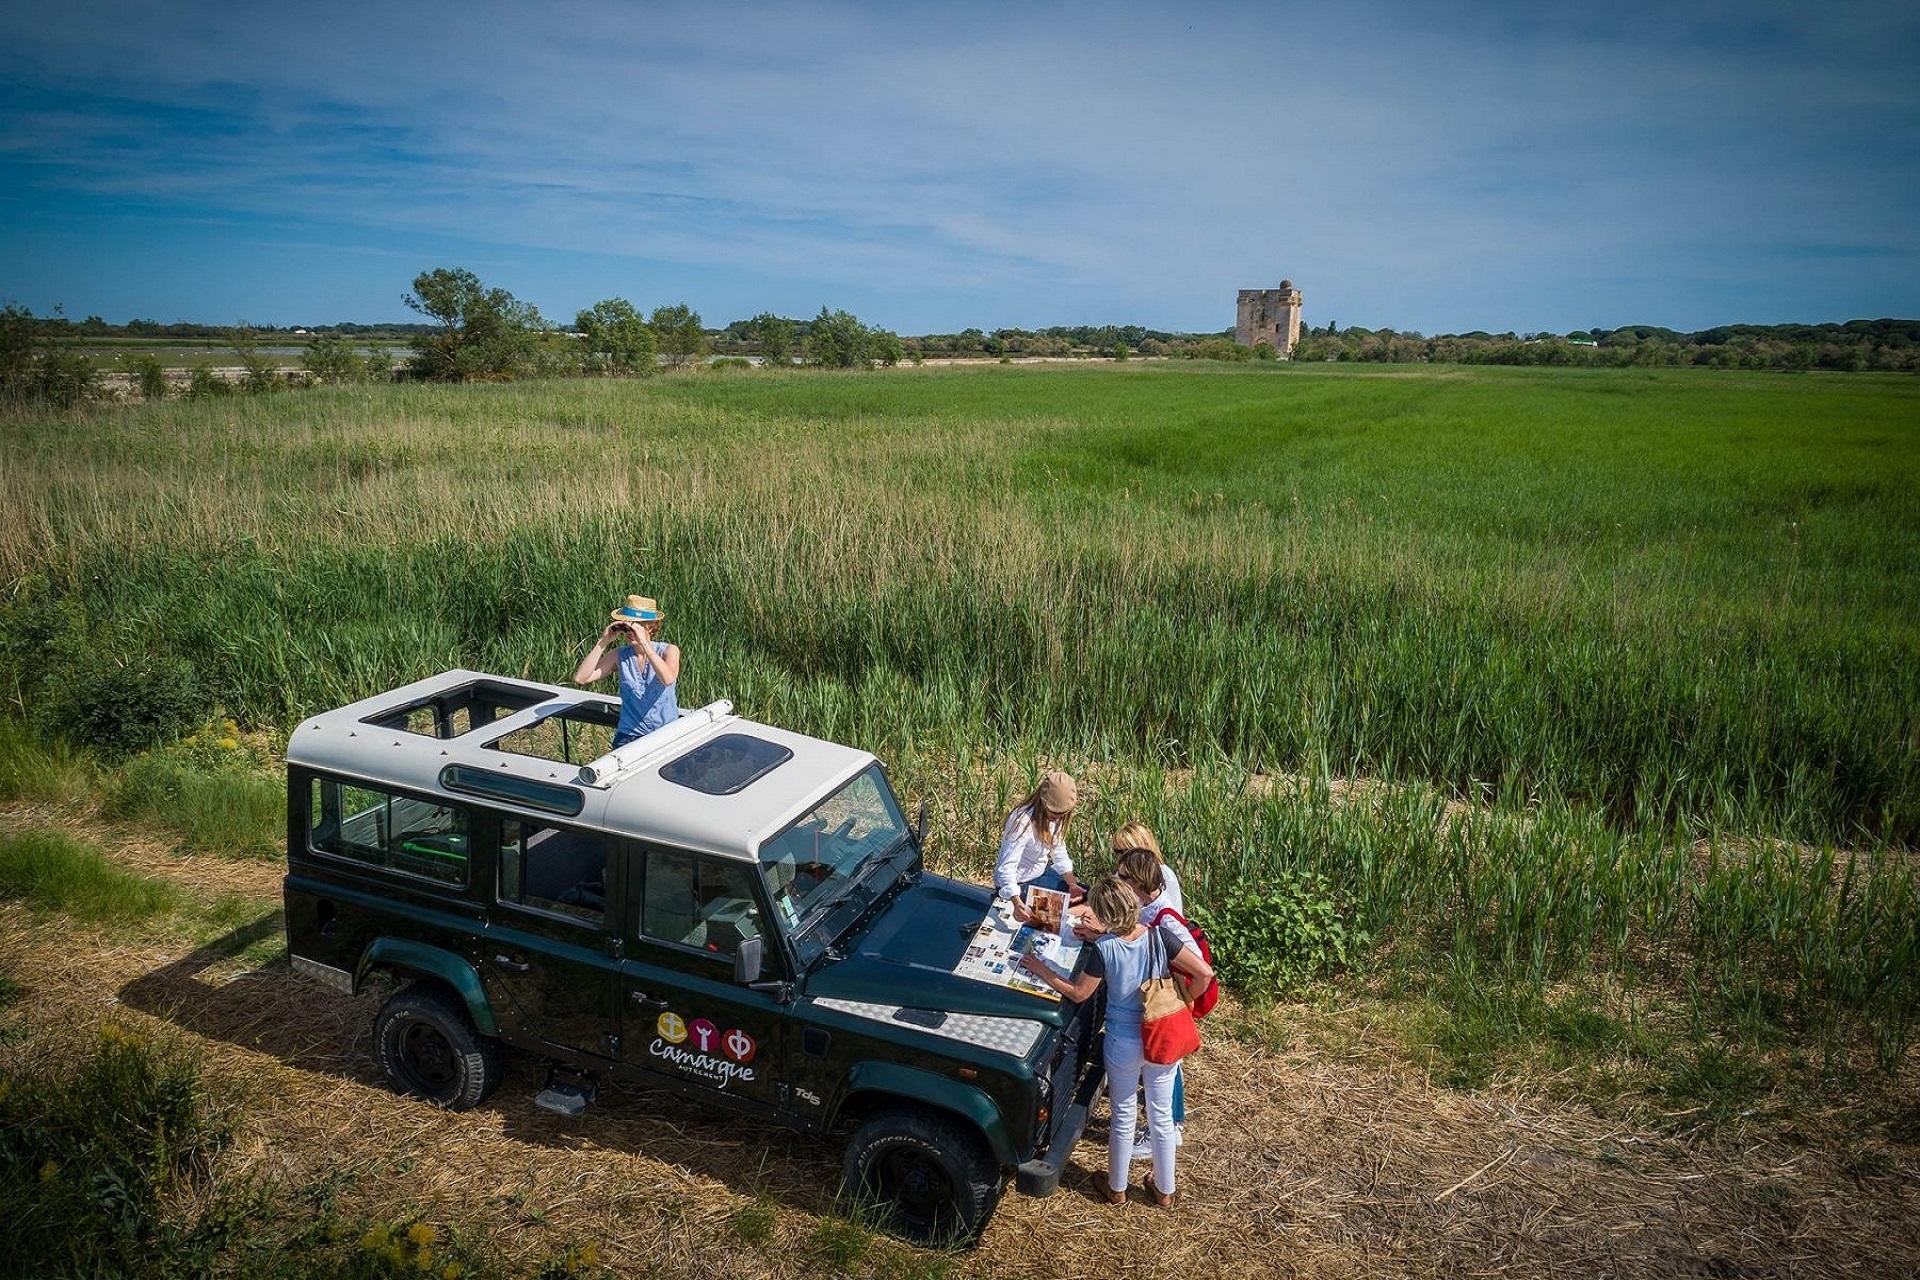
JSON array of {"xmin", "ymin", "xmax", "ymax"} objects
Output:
[
  {"xmin": 1085, "ymin": 924, "xmax": 1187, "ymax": 1042},
  {"xmin": 615, "ymin": 641, "xmax": 679, "ymax": 741}
]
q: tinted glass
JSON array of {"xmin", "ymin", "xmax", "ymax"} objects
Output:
[
  {"xmin": 498, "ymin": 820, "xmax": 609, "ymax": 926},
  {"xmin": 658, "ymin": 734, "xmax": 793, "ymax": 796},
  {"xmin": 758, "ymin": 764, "xmax": 907, "ymax": 930},
  {"xmin": 308, "ymin": 778, "xmax": 469, "ymax": 887},
  {"xmin": 642, "ymin": 851, "xmax": 764, "ymax": 958},
  {"xmin": 440, "ymin": 765, "xmax": 584, "ymax": 817}
]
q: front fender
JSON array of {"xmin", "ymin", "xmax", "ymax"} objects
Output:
[
  {"xmin": 837, "ymin": 1061, "xmax": 1018, "ymax": 1167},
  {"xmin": 359, "ymin": 938, "xmax": 498, "ymax": 1037}
]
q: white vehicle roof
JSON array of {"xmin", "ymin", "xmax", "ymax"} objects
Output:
[{"xmin": 286, "ymin": 669, "xmax": 877, "ymax": 862}]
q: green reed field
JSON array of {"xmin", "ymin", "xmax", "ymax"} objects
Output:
[{"xmin": 4, "ymin": 361, "xmax": 1919, "ymax": 1075}]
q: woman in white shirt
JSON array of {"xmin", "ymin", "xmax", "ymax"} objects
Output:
[{"xmin": 993, "ymin": 770, "xmax": 1084, "ymax": 913}]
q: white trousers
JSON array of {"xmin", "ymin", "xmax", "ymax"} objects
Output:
[{"xmin": 1105, "ymin": 1033, "xmax": 1177, "ymax": 1194}]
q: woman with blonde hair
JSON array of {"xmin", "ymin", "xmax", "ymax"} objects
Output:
[
  {"xmin": 1115, "ymin": 843, "xmax": 1193, "ymax": 1158},
  {"xmin": 994, "ymin": 770, "xmax": 1084, "ymax": 912},
  {"xmin": 1019, "ymin": 874, "xmax": 1212, "ymax": 1206}
]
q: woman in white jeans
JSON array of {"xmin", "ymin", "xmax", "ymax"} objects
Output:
[{"xmin": 1019, "ymin": 876, "xmax": 1214, "ymax": 1206}]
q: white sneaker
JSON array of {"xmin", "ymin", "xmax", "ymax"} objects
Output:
[{"xmin": 1129, "ymin": 1137, "xmax": 1152, "ymax": 1162}]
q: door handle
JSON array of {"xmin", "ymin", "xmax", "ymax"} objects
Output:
[
  {"xmin": 492, "ymin": 953, "xmax": 531, "ymax": 974},
  {"xmin": 629, "ymin": 990, "xmax": 668, "ymax": 1009}
]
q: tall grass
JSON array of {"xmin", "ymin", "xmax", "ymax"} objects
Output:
[
  {"xmin": 0, "ymin": 829, "xmax": 181, "ymax": 923},
  {"xmin": 2, "ymin": 363, "xmax": 1917, "ymax": 1054}
]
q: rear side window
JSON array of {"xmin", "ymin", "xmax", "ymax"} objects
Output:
[
  {"xmin": 659, "ymin": 734, "xmax": 792, "ymax": 796},
  {"xmin": 308, "ymin": 778, "xmax": 469, "ymax": 887},
  {"xmin": 498, "ymin": 820, "xmax": 609, "ymax": 926}
]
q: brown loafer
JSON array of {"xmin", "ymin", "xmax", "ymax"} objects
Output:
[
  {"xmin": 1102, "ymin": 1185, "xmax": 1127, "ymax": 1205},
  {"xmin": 1144, "ymin": 1177, "xmax": 1177, "ymax": 1208}
]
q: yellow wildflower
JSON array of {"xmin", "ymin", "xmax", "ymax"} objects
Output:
[
  {"xmin": 576, "ymin": 1241, "xmax": 601, "ymax": 1269},
  {"xmin": 407, "ymin": 1223, "xmax": 438, "ymax": 1247},
  {"xmin": 217, "ymin": 737, "xmax": 239, "ymax": 751},
  {"xmin": 441, "ymin": 1264, "xmax": 465, "ymax": 1280},
  {"xmin": 414, "ymin": 1246, "xmax": 434, "ymax": 1272},
  {"xmin": 39, "ymin": 1160, "xmax": 58, "ymax": 1183},
  {"xmin": 361, "ymin": 1223, "xmax": 392, "ymax": 1251}
]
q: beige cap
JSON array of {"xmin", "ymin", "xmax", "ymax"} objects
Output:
[{"xmin": 1039, "ymin": 770, "xmax": 1077, "ymax": 814}]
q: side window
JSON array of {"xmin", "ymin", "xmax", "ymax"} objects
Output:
[
  {"xmin": 308, "ymin": 778, "xmax": 469, "ymax": 887},
  {"xmin": 499, "ymin": 820, "xmax": 609, "ymax": 927},
  {"xmin": 642, "ymin": 851, "xmax": 764, "ymax": 958}
]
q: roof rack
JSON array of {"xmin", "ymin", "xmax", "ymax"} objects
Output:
[{"xmin": 575, "ymin": 699, "xmax": 735, "ymax": 787}]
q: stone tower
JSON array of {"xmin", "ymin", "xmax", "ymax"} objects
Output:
[{"xmin": 1236, "ymin": 279, "xmax": 1303, "ymax": 356}]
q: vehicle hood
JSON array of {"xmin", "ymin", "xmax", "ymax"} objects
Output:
[{"xmin": 803, "ymin": 873, "xmax": 1068, "ymax": 1029}]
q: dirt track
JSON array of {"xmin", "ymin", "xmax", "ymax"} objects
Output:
[{"xmin": 3, "ymin": 814, "xmax": 1915, "ymax": 1279}]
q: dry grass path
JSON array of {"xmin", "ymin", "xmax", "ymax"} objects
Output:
[{"xmin": 2, "ymin": 808, "xmax": 1914, "ymax": 1279}]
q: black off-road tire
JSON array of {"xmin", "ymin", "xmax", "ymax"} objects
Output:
[
  {"xmin": 373, "ymin": 981, "xmax": 503, "ymax": 1111},
  {"xmin": 842, "ymin": 1107, "xmax": 1003, "ymax": 1246}
]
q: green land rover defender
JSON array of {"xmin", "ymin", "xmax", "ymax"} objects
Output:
[{"xmin": 283, "ymin": 670, "xmax": 1104, "ymax": 1243}]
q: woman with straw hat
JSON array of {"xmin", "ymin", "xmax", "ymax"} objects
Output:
[
  {"xmin": 573, "ymin": 595, "xmax": 681, "ymax": 747},
  {"xmin": 994, "ymin": 770, "xmax": 1084, "ymax": 915}
]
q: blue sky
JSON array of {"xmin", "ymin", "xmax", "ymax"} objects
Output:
[{"xmin": 2, "ymin": 1, "xmax": 1916, "ymax": 334}]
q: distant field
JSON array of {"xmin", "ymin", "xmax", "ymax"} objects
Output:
[
  {"xmin": 54, "ymin": 336, "xmax": 411, "ymax": 371},
  {"xmin": 4, "ymin": 361, "xmax": 1919, "ymax": 1063}
]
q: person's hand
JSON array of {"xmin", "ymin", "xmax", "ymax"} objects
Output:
[
  {"xmin": 1008, "ymin": 897, "xmax": 1033, "ymax": 925},
  {"xmin": 1016, "ymin": 951, "xmax": 1050, "ymax": 980},
  {"xmin": 1071, "ymin": 914, "xmax": 1103, "ymax": 942},
  {"xmin": 599, "ymin": 623, "xmax": 623, "ymax": 644}
]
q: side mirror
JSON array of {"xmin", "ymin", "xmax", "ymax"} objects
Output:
[
  {"xmin": 914, "ymin": 801, "xmax": 928, "ymax": 848},
  {"xmin": 733, "ymin": 935, "xmax": 763, "ymax": 985}
]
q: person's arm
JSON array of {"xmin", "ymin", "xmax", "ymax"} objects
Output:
[
  {"xmin": 572, "ymin": 625, "xmax": 625, "ymax": 684},
  {"xmin": 1169, "ymin": 932, "xmax": 1214, "ymax": 1001},
  {"xmin": 635, "ymin": 640, "xmax": 680, "ymax": 685},
  {"xmin": 992, "ymin": 813, "xmax": 1027, "ymax": 903},
  {"xmin": 1017, "ymin": 949, "xmax": 1102, "ymax": 1002}
]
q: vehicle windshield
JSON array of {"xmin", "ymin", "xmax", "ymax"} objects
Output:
[{"xmin": 758, "ymin": 764, "xmax": 910, "ymax": 943}]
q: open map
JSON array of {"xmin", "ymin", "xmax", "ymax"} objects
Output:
[{"xmin": 953, "ymin": 901, "xmax": 1083, "ymax": 1001}]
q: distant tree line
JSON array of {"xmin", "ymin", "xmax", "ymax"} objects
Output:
[
  {"xmin": 1289, "ymin": 318, "xmax": 1920, "ymax": 372},
  {"xmin": 7, "ymin": 269, "xmax": 1916, "ymax": 408}
]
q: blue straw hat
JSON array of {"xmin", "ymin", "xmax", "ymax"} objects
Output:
[{"xmin": 610, "ymin": 594, "xmax": 664, "ymax": 623}]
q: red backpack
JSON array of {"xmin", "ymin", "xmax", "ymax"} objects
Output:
[{"xmin": 1151, "ymin": 906, "xmax": 1219, "ymax": 1019}]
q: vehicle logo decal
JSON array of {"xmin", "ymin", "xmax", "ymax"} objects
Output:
[{"xmin": 648, "ymin": 1010, "xmax": 757, "ymax": 1091}]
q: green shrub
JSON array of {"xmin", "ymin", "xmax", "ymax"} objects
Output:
[
  {"xmin": 35, "ymin": 651, "xmax": 201, "ymax": 756},
  {"xmin": 0, "ymin": 828, "xmax": 182, "ymax": 922},
  {"xmin": 31, "ymin": 349, "xmax": 99, "ymax": 408},
  {"xmin": 0, "ymin": 1026, "xmax": 231, "ymax": 1278},
  {"xmin": 130, "ymin": 353, "xmax": 171, "ymax": 400},
  {"xmin": 1199, "ymin": 870, "xmax": 1366, "ymax": 994},
  {"xmin": 187, "ymin": 363, "xmax": 229, "ymax": 399},
  {"xmin": 106, "ymin": 745, "xmax": 284, "ymax": 860}
]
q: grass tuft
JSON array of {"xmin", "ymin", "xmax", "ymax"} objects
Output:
[{"xmin": 0, "ymin": 828, "xmax": 181, "ymax": 923}]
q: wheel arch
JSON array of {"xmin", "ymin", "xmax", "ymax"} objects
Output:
[
  {"xmin": 834, "ymin": 1062, "xmax": 1015, "ymax": 1167},
  {"xmin": 358, "ymin": 938, "xmax": 498, "ymax": 1037}
]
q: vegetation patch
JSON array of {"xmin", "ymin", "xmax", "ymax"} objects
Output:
[{"xmin": 0, "ymin": 828, "xmax": 182, "ymax": 923}]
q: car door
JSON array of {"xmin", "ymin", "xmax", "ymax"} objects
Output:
[
  {"xmin": 618, "ymin": 844, "xmax": 787, "ymax": 1112},
  {"xmin": 480, "ymin": 814, "xmax": 621, "ymax": 1059}
]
